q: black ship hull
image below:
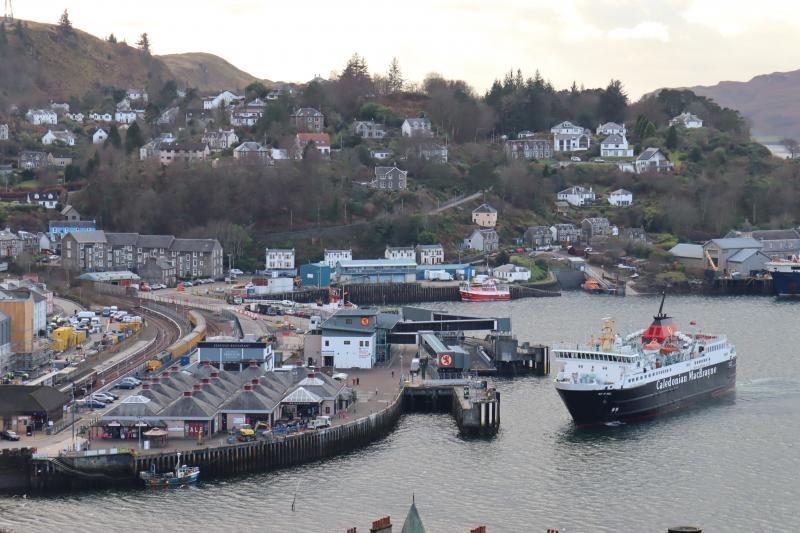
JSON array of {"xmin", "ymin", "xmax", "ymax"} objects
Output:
[{"xmin": 556, "ymin": 359, "xmax": 736, "ymax": 427}]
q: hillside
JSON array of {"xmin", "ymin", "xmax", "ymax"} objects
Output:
[
  {"xmin": 690, "ymin": 69, "xmax": 800, "ymax": 139},
  {"xmin": 159, "ymin": 52, "xmax": 270, "ymax": 93},
  {"xmin": 0, "ymin": 20, "xmax": 172, "ymax": 108}
]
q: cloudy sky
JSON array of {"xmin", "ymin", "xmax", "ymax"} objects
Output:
[{"xmin": 15, "ymin": 0, "xmax": 800, "ymax": 98}]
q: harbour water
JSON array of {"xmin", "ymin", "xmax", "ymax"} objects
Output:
[{"xmin": 1, "ymin": 294, "xmax": 797, "ymax": 532}]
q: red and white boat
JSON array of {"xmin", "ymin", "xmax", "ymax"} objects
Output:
[{"xmin": 459, "ymin": 280, "xmax": 511, "ymax": 302}]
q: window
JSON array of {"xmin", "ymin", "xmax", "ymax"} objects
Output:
[
  {"xmin": 324, "ymin": 340, "xmax": 329, "ymax": 347},
  {"xmin": 344, "ymin": 340, "xmax": 351, "ymax": 345},
  {"xmin": 345, "ymin": 319, "xmax": 352, "ymax": 325}
]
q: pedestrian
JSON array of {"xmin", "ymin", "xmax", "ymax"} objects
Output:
[
  {"xmin": 391, "ymin": 370, "xmax": 394, "ymax": 378},
  {"xmin": 357, "ymin": 377, "xmax": 360, "ymax": 385},
  {"xmin": 375, "ymin": 388, "xmax": 378, "ymax": 396}
]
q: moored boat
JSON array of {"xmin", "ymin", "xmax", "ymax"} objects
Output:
[
  {"xmin": 140, "ymin": 452, "xmax": 199, "ymax": 488},
  {"xmin": 767, "ymin": 257, "xmax": 800, "ymax": 297},
  {"xmin": 459, "ymin": 280, "xmax": 511, "ymax": 301},
  {"xmin": 553, "ymin": 294, "xmax": 736, "ymax": 426}
]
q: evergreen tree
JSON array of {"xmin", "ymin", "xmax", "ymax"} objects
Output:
[
  {"xmin": 666, "ymin": 125, "xmax": 679, "ymax": 149},
  {"xmin": 125, "ymin": 121, "xmax": 144, "ymax": 153},
  {"xmin": 106, "ymin": 33, "xmax": 117, "ymax": 43},
  {"xmin": 136, "ymin": 32, "xmax": 151, "ymax": 53},
  {"xmin": 106, "ymin": 125, "xmax": 122, "ymax": 148},
  {"xmin": 58, "ymin": 9, "xmax": 73, "ymax": 33},
  {"xmin": 386, "ymin": 57, "xmax": 403, "ymax": 93},
  {"xmin": 598, "ymin": 79, "xmax": 628, "ymax": 123}
]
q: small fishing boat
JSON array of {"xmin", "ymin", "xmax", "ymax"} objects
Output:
[
  {"xmin": 139, "ymin": 452, "xmax": 199, "ymax": 488},
  {"xmin": 459, "ymin": 280, "xmax": 511, "ymax": 301}
]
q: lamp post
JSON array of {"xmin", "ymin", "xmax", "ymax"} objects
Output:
[{"xmin": 138, "ymin": 416, "xmax": 143, "ymax": 450}]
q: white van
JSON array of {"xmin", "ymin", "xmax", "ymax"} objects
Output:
[{"xmin": 77, "ymin": 311, "xmax": 96, "ymax": 321}]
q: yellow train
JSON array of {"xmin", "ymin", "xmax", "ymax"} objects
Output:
[{"xmin": 147, "ymin": 311, "xmax": 207, "ymax": 372}]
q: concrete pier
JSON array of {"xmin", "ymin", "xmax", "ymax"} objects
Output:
[{"xmin": 403, "ymin": 379, "xmax": 500, "ymax": 437}]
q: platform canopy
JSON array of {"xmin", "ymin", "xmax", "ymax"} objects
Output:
[{"xmin": 281, "ymin": 387, "xmax": 322, "ymax": 404}]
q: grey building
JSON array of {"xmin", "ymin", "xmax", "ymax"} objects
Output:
[
  {"xmin": 139, "ymin": 257, "xmax": 177, "ymax": 287},
  {"xmin": 703, "ymin": 238, "xmax": 767, "ymax": 273},
  {"xmin": 463, "ymin": 228, "xmax": 499, "ymax": 253},
  {"xmin": 725, "ymin": 229, "xmax": 800, "ymax": 260},
  {"xmin": 551, "ymin": 224, "xmax": 580, "ymax": 244},
  {"xmin": 581, "ymin": 217, "xmax": 612, "ymax": 240},
  {"xmin": 371, "ymin": 166, "xmax": 407, "ymax": 190},
  {"xmin": 504, "ymin": 137, "xmax": 553, "ymax": 160},
  {"xmin": 523, "ymin": 226, "xmax": 552, "ymax": 248},
  {"xmin": 61, "ymin": 231, "xmax": 223, "ymax": 278}
]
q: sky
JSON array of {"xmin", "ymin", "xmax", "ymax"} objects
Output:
[{"xmin": 13, "ymin": 0, "xmax": 800, "ymax": 98}]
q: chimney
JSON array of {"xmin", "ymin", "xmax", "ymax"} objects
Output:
[
  {"xmin": 202, "ymin": 360, "xmax": 211, "ymax": 366},
  {"xmin": 347, "ymin": 529, "xmax": 357, "ymax": 533},
  {"xmin": 307, "ymin": 373, "xmax": 315, "ymax": 379},
  {"xmin": 370, "ymin": 517, "xmax": 391, "ymax": 533},
  {"xmin": 142, "ymin": 384, "xmax": 150, "ymax": 390},
  {"xmin": 171, "ymin": 365, "xmax": 179, "ymax": 371},
  {"xmin": 152, "ymin": 377, "xmax": 160, "ymax": 384},
  {"xmin": 249, "ymin": 360, "xmax": 257, "ymax": 367},
  {"xmin": 183, "ymin": 391, "xmax": 192, "ymax": 397},
  {"xmin": 471, "ymin": 528, "xmax": 487, "ymax": 533},
  {"xmin": 244, "ymin": 385, "xmax": 252, "ymax": 391},
  {"xmin": 251, "ymin": 378, "xmax": 259, "ymax": 385},
  {"xmin": 202, "ymin": 378, "xmax": 210, "ymax": 384},
  {"xmin": 211, "ymin": 371, "xmax": 220, "ymax": 378},
  {"xmin": 193, "ymin": 384, "xmax": 201, "ymax": 391}
]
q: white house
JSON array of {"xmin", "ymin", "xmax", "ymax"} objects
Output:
[
  {"xmin": 385, "ymin": 246, "xmax": 415, "ymax": 261},
  {"xmin": 419, "ymin": 142, "xmax": 448, "ymax": 162},
  {"xmin": 92, "ymin": 128, "xmax": 108, "ymax": 144},
  {"xmin": 0, "ymin": 124, "xmax": 8, "ymax": 141},
  {"xmin": 126, "ymin": 88, "xmax": 148, "ymax": 102},
  {"xmin": 27, "ymin": 192, "xmax": 58, "ymax": 209},
  {"xmin": 557, "ymin": 186, "xmax": 595, "ymax": 207},
  {"xmin": 89, "ymin": 111, "xmax": 113, "ymax": 122},
  {"xmin": 353, "ymin": 120, "xmax": 387, "ymax": 139},
  {"xmin": 415, "ymin": 244, "xmax": 445, "ymax": 265},
  {"xmin": 597, "ymin": 122, "xmax": 626, "ymax": 136},
  {"xmin": 26, "ymin": 109, "xmax": 58, "ymax": 125},
  {"xmin": 554, "ymin": 132, "xmax": 590, "ymax": 152},
  {"xmin": 264, "ymin": 248, "xmax": 295, "ymax": 270},
  {"xmin": 41, "ymin": 130, "xmax": 76, "ymax": 146},
  {"xmin": 50, "ymin": 102, "xmax": 70, "ymax": 114},
  {"xmin": 550, "ymin": 223, "xmax": 580, "ymax": 244},
  {"xmin": 670, "ymin": 112, "xmax": 703, "ymax": 129},
  {"xmin": 203, "ymin": 90, "xmax": 243, "ymax": 109},
  {"xmin": 323, "ymin": 249, "xmax": 352, "ymax": 268},
  {"xmin": 230, "ymin": 110, "xmax": 262, "ymax": 127},
  {"xmin": 202, "ymin": 129, "xmax": 239, "ymax": 150},
  {"xmin": 608, "ymin": 189, "xmax": 633, "ymax": 207},
  {"xmin": 65, "ymin": 112, "xmax": 84, "ymax": 123},
  {"xmin": 401, "ymin": 118, "xmax": 432, "ymax": 137},
  {"xmin": 600, "ymin": 134, "xmax": 634, "ymax": 157},
  {"xmin": 635, "ymin": 147, "xmax": 673, "ymax": 174},
  {"xmin": 114, "ymin": 110, "xmax": 137, "ymax": 124},
  {"xmin": 271, "ymin": 148, "xmax": 290, "ymax": 160},
  {"xmin": 551, "ymin": 121, "xmax": 585, "ymax": 135},
  {"xmin": 493, "ymin": 264, "xmax": 531, "ymax": 282},
  {"xmin": 370, "ymin": 149, "xmax": 392, "ymax": 160}
]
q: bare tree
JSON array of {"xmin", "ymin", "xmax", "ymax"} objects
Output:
[{"xmin": 781, "ymin": 138, "xmax": 799, "ymax": 159}]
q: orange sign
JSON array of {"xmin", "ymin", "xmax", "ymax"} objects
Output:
[
  {"xmin": 360, "ymin": 317, "xmax": 370, "ymax": 326},
  {"xmin": 440, "ymin": 354, "xmax": 453, "ymax": 367}
]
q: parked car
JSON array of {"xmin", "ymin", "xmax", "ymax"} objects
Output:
[
  {"xmin": 92, "ymin": 393, "xmax": 116, "ymax": 403},
  {"xmin": 0, "ymin": 429, "xmax": 20, "ymax": 441},
  {"xmin": 82, "ymin": 399, "xmax": 107, "ymax": 409},
  {"xmin": 116, "ymin": 381, "xmax": 137, "ymax": 389},
  {"xmin": 229, "ymin": 268, "xmax": 244, "ymax": 276},
  {"xmin": 570, "ymin": 156, "xmax": 581, "ymax": 162},
  {"xmin": 120, "ymin": 377, "xmax": 141, "ymax": 386}
]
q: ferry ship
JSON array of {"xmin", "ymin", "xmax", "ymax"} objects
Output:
[
  {"xmin": 767, "ymin": 257, "xmax": 800, "ymax": 296},
  {"xmin": 553, "ymin": 295, "xmax": 736, "ymax": 426},
  {"xmin": 459, "ymin": 280, "xmax": 511, "ymax": 302}
]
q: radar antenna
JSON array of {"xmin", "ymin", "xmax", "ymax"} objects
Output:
[{"xmin": 656, "ymin": 291, "xmax": 667, "ymax": 318}]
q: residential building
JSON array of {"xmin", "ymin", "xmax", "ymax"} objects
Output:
[
  {"xmin": 554, "ymin": 132, "xmax": 591, "ymax": 152},
  {"xmin": 320, "ymin": 309, "xmax": 399, "ymax": 369},
  {"xmin": 230, "ymin": 110, "xmax": 262, "ymax": 127},
  {"xmin": 724, "ymin": 229, "xmax": 800, "ymax": 260},
  {"xmin": 670, "ymin": 112, "xmax": 703, "ymax": 129},
  {"xmin": 472, "ymin": 203, "xmax": 498, "ymax": 227},
  {"xmin": 668, "ymin": 243, "xmax": 705, "ymax": 271},
  {"xmin": 233, "ymin": 142, "xmax": 270, "ymax": 161},
  {"xmin": 126, "ymin": 88, "xmax": 149, "ymax": 103},
  {"xmin": 202, "ymin": 129, "xmax": 239, "ymax": 150},
  {"xmin": 92, "ymin": 128, "xmax": 108, "ymax": 144},
  {"xmin": 25, "ymin": 109, "xmax": 58, "ymax": 125},
  {"xmin": 518, "ymin": 130, "xmax": 536, "ymax": 138},
  {"xmin": 0, "ymin": 230, "xmax": 21, "ymax": 258},
  {"xmin": 157, "ymin": 106, "xmax": 179, "ymax": 125},
  {"xmin": 185, "ymin": 108, "xmax": 217, "ymax": 128},
  {"xmin": 385, "ymin": 246, "xmax": 415, "ymax": 261},
  {"xmin": 264, "ymin": 248, "xmax": 295, "ymax": 270},
  {"xmin": 290, "ymin": 108, "xmax": 324, "ymax": 132},
  {"xmin": 65, "ymin": 112, "xmax": 84, "ymax": 123},
  {"xmin": 415, "ymin": 244, "xmax": 445, "ymax": 265},
  {"xmin": 159, "ymin": 142, "xmax": 210, "ymax": 165},
  {"xmin": 0, "ymin": 123, "xmax": 7, "ymax": 140},
  {"xmin": 703, "ymin": 238, "xmax": 766, "ymax": 273},
  {"xmin": 61, "ymin": 231, "xmax": 224, "ymax": 278},
  {"xmin": 493, "ymin": 264, "xmax": 531, "ymax": 282},
  {"xmin": 620, "ymin": 228, "xmax": 648, "ymax": 243},
  {"xmin": 600, "ymin": 134, "xmax": 633, "ymax": 157},
  {"xmin": 46, "ymin": 153, "xmax": 72, "ymax": 168},
  {"xmin": 418, "ymin": 141, "xmax": 448, "ymax": 163},
  {"xmin": 550, "ymin": 121, "xmax": 585, "ymax": 135},
  {"xmin": 202, "ymin": 90, "xmax": 243, "ymax": 110},
  {"xmin": 523, "ymin": 226, "xmax": 553, "ymax": 248},
  {"xmin": 401, "ymin": 118, "xmax": 432, "ymax": 137},
  {"xmin": 463, "ymin": 228, "xmax": 499, "ymax": 252},
  {"xmin": 88, "ymin": 111, "xmax": 113, "ymax": 122},
  {"xmin": 353, "ymin": 120, "xmax": 387, "ymax": 139},
  {"xmin": 582, "ymin": 217, "xmax": 612, "ymax": 240},
  {"xmin": 323, "ymin": 249, "xmax": 352, "ymax": 268},
  {"xmin": 370, "ymin": 149, "xmax": 392, "ymax": 160},
  {"xmin": 597, "ymin": 122, "xmax": 627, "ymax": 136},
  {"xmin": 271, "ymin": 148, "xmax": 290, "ymax": 160},
  {"xmin": 48, "ymin": 220, "xmax": 96, "ymax": 251},
  {"xmin": 41, "ymin": 130, "xmax": 76, "ymax": 146},
  {"xmin": 608, "ymin": 189, "xmax": 633, "ymax": 207},
  {"xmin": 504, "ymin": 137, "xmax": 553, "ymax": 160},
  {"xmin": 557, "ymin": 186, "xmax": 595, "ymax": 207},
  {"xmin": 61, "ymin": 204, "xmax": 84, "ymax": 221},
  {"xmin": 0, "ymin": 291, "xmax": 35, "ymax": 353},
  {"xmin": 371, "ymin": 166, "xmax": 407, "ymax": 189},
  {"xmin": 550, "ymin": 223, "xmax": 580, "ymax": 244},
  {"xmin": 296, "ymin": 133, "xmax": 331, "ymax": 156},
  {"xmin": 554, "ymin": 200, "xmax": 569, "ymax": 216},
  {"xmin": 335, "ymin": 259, "xmax": 417, "ymax": 284},
  {"xmin": 635, "ymin": 147, "xmax": 673, "ymax": 174},
  {"xmin": 27, "ymin": 192, "xmax": 58, "ymax": 209},
  {"xmin": 20, "ymin": 151, "xmax": 48, "ymax": 170},
  {"xmin": 3, "ymin": 287, "xmax": 46, "ymax": 339},
  {"xmin": 114, "ymin": 110, "xmax": 137, "ymax": 124},
  {"xmin": 139, "ymin": 257, "xmax": 177, "ymax": 287},
  {"xmin": 50, "ymin": 102, "xmax": 70, "ymax": 114}
]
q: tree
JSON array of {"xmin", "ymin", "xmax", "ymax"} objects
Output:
[
  {"xmin": 781, "ymin": 138, "xmax": 799, "ymax": 159},
  {"xmin": 245, "ymin": 81, "xmax": 269, "ymax": 98},
  {"xmin": 387, "ymin": 57, "xmax": 403, "ymax": 93},
  {"xmin": 136, "ymin": 33, "xmax": 151, "ymax": 53},
  {"xmin": 598, "ymin": 79, "xmax": 628, "ymax": 123},
  {"xmin": 106, "ymin": 33, "xmax": 117, "ymax": 43},
  {"xmin": 106, "ymin": 125, "xmax": 121, "ymax": 148},
  {"xmin": 666, "ymin": 125, "xmax": 679, "ymax": 150},
  {"xmin": 125, "ymin": 121, "xmax": 144, "ymax": 153},
  {"xmin": 58, "ymin": 9, "xmax": 73, "ymax": 33}
]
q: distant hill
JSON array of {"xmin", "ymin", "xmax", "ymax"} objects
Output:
[
  {"xmin": 0, "ymin": 20, "xmax": 172, "ymax": 108},
  {"xmin": 690, "ymin": 69, "xmax": 800, "ymax": 139},
  {"xmin": 159, "ymin": 52, "xmax": 270, "ymax": 93}
]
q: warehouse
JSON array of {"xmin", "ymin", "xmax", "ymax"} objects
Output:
[
  {"xmin": 0, "ymin": 385, "xmax": 69, "ymax": 433},
  {"xmin": 335, "ymin": 259, "xmax": 417, "ymax": 284},
  {"xmin": 198, "ymin": 339, "xmax": 274, "ymax": 371},
  {"xmin": 299, "ymin": 262, "xmax": 332, "ymax": 287},
  {"xmin": 415, "ymin": 263, "xmax": 473, "ymax": 281}
]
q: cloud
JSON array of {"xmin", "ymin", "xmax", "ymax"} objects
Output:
[
  {"xmin": 608, "ymin": 21, "xmax": 670, "ymax": 42},
  {"xmin": 683, "ymin": 0, "xmax": 800, "ymax": 36}
]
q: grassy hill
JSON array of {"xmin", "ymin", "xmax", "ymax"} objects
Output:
[
  {"xmin": 689, "ymin": 69, "xmax": 800, "ymax": 139},
  {"xmin": 0, "ymin": 20, "xmax": 172, "ymax": 109},
  {"xmin": 159, "ymin": 52, "xmax": 270, "ymax": 93}
]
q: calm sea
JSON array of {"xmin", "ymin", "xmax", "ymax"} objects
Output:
[{"xmin": 0, "ymin": 294, "xmax": 797, "ymax": 532}]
